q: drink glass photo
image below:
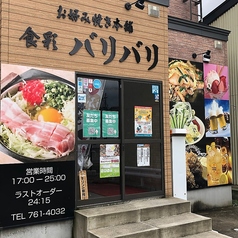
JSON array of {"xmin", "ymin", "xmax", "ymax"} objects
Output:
[{"xmin": 207, "ymin": 145, "xmax": 222, "ymax": 185}]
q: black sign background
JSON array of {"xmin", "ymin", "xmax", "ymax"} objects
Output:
[{"xmin": 0, "ymin": 161, "xmax": 75, "ymax": 229}]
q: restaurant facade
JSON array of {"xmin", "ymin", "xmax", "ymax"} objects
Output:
[{"xmin": 0, "ymin": 0, "xmax": 233, "ymax": 237}]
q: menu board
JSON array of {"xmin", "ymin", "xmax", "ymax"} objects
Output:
[{"xmin": 0, "ymin": 161, "xmax": 75, "ymax": 228}]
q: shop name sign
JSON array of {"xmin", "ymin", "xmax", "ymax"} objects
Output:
[
  {"xmin": 19, "ymin": 5, "xmax": 159, "ymax": 70},
  {"xmin": 57, "ymin": 5, "xmax": 134, "ymax": 33}
]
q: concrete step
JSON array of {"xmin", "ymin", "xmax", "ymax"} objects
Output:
[
  {"xmin": 88, "ymin": 227, "xmax": 232, "ymax": 238},
  {"xmin": 75, "ymin": 197, "xmax": 190, "ymax": 225},
  {"xmin": 144, "ymin": 213, "xmax": 211, "ymax": 237},
  {"xmin": 74, "ymin": 197, "xmax": 190, "ymax": 237},
  {"xmin": 184, "ymin": 230, "xmax": 232, "ymax": 237},
  {"xmin": 88, "ymin": 222, "xmax": 158, "ymax": 238},
  {"xmin": 73, "ymin": 197, "xmax": 231, "ymax": 238},
  {"xmin": 88, "ymin": 213, "xmax": 211, "ymax": 238}
]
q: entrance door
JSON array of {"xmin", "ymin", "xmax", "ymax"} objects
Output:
[
  {"xmin": 76, "ymin": 75, "xmax": 164, "ymax": 206},
  {"xmin": 122, "ymin": 80, "xmax": 164, "ymax": 199}
]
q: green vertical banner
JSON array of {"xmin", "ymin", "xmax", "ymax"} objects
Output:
[
  {"xmin": 102, "ymin": 111, "xmax": 119, "ymax": 138},
  {"xmin": 83, "ymin": 110, "xmax": 101, "ymax": 138}
]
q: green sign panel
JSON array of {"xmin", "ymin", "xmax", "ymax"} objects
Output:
[
  {"xmin": 83, "ymin": 110, "xmax": 100, "ymax": 137},
  {"xmin": 102, "ymin": 111, "xmax": 119, "ymax": 138}
]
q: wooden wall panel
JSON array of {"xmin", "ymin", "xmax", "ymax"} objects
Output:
[
  {"xmin": 1, "ymin": 0, "xmax": 172, "ymax": 197},
  {"xmin": 2, "ymin": 0, "xmax": 168, "ymax": 78}
]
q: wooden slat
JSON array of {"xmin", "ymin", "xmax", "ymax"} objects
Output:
[{"xmin": 79, "ymin": 170, "xmax": 89, "ymax": 200}]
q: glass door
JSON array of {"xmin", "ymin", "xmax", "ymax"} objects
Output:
[
  {"xmin": 76, "ymin": 76, "xmax": 121, "ymax": 205},
  {"xmin": 122, "ymin": 80, "xmax": 164, "ymax": 199},
  {"xmin": 75, "ymin": 75, "xmax": 164, "ymax": 206}
]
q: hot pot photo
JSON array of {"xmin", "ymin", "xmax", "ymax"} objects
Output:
[{"xmin": 0, "ymin": 68, "xmax": 76, "ymax": 163}]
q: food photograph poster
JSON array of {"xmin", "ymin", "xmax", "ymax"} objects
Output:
[
  {"xmin": 169, "ymin": 59, "xmax": 232, "ymax": 190},
  {"xmin": 0, "ymin": 63, "xmax": 76, "ymax": 164},
  {"xmin": 99, "ymin": 144, "xmax": 120, "ymax": 178},
  {"xmin": 134, "ymin": 106, "xmax": 152, "ymax": 137}
]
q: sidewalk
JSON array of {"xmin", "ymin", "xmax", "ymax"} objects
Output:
[{"xmin": 196, "ymin": 202, "xmax": 238, "ymax": 238}]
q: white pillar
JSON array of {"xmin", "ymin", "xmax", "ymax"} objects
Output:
[{"xmin": 171, "ymin": 129, "xmax": 187, "ymax": 200}]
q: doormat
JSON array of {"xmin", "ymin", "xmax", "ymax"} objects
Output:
[{"xmin": 89, "ymin": 183, "xmax": 147, "ymax": 196}]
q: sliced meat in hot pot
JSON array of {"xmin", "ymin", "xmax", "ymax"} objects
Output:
[
  {"xmin": 0, "ymin": 98, "xmax": 30, "ymax": 132},
  {"xmin": 20, "ymin": 121, "xmax": 75, "ymax": 156},
  {"xmin": 1, "ymin": 98, "xmax": 75, "ymax": 157}
]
